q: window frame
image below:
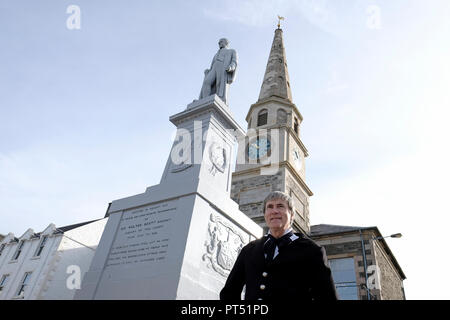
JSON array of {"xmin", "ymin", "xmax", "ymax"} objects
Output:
[
  {"xmin": 34, "ymin": 235, "xmax": 48, "ymax": 257},
  {"xmin": 257, "ymin": 109, "xmax": 268, "ymax": 126},
  {"xmin": 15, "ymin": 272, "xmax": 32, "ymax": 297},
  {"xmin": 0, "ymin": 274, "xmax": 10, "ymax": 292},
  {"xmin": 12, "ymin": 240, "xmax": 25, "ymax": 261},
  {"xmin": 329, "ymin": 257, "xmax": 359, "ymax": 300}
]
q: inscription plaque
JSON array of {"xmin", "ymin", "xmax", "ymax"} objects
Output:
[{"xmin": 105, "ymin": 200, "xmax": 177, "ymax": 269}]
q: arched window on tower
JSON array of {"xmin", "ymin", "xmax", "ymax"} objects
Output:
[
  {"xmin": 257, "ymin": 109, "xmax": 268, "ymax": 126},
  {"xmin": 277, "ymin": 108, "xmax": 287, "ymax": 124}
]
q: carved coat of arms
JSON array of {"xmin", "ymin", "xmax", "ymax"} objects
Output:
[{"xmin": 203, "ymin": 214, "xmax": 248, "ymax": 277}]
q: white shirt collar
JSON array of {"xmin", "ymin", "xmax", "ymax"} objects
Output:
[{"xmin": 267, "ymin": 228, "xmax": 293, "ymax": 237}]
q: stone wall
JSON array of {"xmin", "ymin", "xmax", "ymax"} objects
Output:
[
  {"xmin": 285, "ymin": 172, "xmax": 310, "ymax": 233},
  {"xmin": 231, "ymin": 169, "xmax": 310, "ymax": 234},
  {"xmin": 373, "ymin": 241, "xmax": 405, "ymax": 300},
  {"xmin": 231, "ymin": 171, "xmax": 283, "ymax": 229}
]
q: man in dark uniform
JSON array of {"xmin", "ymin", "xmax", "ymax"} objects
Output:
[{"xmin": 220, "ymin": 191, "xmax": 338, "ymax": 300}]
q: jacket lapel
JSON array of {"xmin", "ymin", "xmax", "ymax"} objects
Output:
[{"xmin": 250, "ymin": 237, "xmax": 266, "ymax": 269}]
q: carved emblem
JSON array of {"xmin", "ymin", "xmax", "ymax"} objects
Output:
[
  {"xmin": 208, "ymin": 142, "xmax": 227, "ymax": 176},
  {"xmin": 203, "ymin": 213, "xmax": 247, "ymax": 277}
]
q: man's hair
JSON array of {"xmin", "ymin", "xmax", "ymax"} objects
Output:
[
  {"xmin": 219, "ymin": 38, "xmax": 229, "ymax": 45},
  {"xmin": 263, "ymin": 191, "xmax": 294, "ymax": 214}
]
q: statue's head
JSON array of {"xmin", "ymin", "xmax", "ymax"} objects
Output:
[{"xmin": 218, "ymin": 38, "xmax": 229, "ymax": 49}]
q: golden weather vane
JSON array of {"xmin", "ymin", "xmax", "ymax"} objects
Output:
[{"xmin": 277, "ymin": 15, "xmax": 285, "ymax": 29}]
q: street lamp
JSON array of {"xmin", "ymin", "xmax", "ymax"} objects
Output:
[{"xmin": 373, "ymin": 233, "xmax": 402, "ymax": 241}]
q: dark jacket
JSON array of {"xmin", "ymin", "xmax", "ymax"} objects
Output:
[{"xmin": 220, "ymin": 233, "xmax": 339, "ymax": 301}]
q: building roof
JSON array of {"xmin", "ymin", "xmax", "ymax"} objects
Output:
[
  {"xmin": 31, "ymin": 219, "xmax": 102, "ymax": 238},
  {"xmin": 310, "ymin": 224, "xmax": 406, "ymax": 280},
  {"xmin": 311, "ymin": 224, "xmax": 371, "ymax": 236},
  {"xmin": 53, "ymin": 219, "xmax": 101, "ymax": 234},
  {"xmin": 2, "ymin": 219, "xmax": 103, "ymax": 244}
]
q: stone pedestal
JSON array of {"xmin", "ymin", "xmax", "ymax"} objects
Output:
[{"xmin": 74, "ymin": 95, "xmax": 263, "ymax": 300}]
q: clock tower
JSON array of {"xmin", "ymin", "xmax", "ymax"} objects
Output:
[{"xmin": 231, "ymin": 27, "xmax": 313, "ymax": 235}]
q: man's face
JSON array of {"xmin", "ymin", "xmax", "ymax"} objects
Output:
[
  {"xmin": 264, "ymin": 198, "xmax": 292, "ymax": 232},
  {"xmin": 218, "ymin": 39, "xmax": 227, "ymax": 48}
]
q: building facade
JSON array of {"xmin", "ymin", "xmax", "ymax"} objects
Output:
[
  {"xmin": 310, "ymin": 224, "xmax": 406, "ymax": 300},
  {"xmin": 0, "ymin": 219, "xmax": 107, "ymax": 300}
]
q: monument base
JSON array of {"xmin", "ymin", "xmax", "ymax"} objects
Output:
[{"xmin": 75, "ymin": 96, "xmax": 263, "ymax": 300}]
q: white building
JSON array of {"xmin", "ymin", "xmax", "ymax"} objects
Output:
[{"xmin": 0, "ymin": 219, "xmax": 107, "ymax": 300}]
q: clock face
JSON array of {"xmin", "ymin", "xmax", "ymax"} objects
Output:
[
  {"xmin": 248, "ymin": 142, "xmax": 258, "ymax": 160},
  {"xmin": 258, "ymin": 137, "xmax": 270, "ymax": 157},
  {"xmin": 293, "ymin": 149, "xmax": 303, "ymax": 170},
  {"xmin": 248, "ymin": 137, "xmax": 271, "ymax": 160}
]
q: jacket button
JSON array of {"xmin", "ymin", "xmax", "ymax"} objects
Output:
[
  {"xmin": 262, "ymin": 272, "xmax": 268, "ymax": 277},
  {"xmin": 260, "ymin": 284, "xmax": 266, "ymax": 290}
]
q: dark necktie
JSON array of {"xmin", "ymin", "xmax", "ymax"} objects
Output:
[{"xmin": 263, "ymin": 231, "xmax": 294, "ymax": 261}]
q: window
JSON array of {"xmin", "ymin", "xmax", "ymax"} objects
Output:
[
  {"xmin": 293, "ymin": 118, "xmax": 299, "ymax": 135},
  {"xmin": 16, "ymin": 272, "xmax": 32, "ymax": 297},
  {"xmin": 257, "ymin": 109, "xmax": 268, "ymax": 126},
  {"xmin": 0, "ymin": 274, "xmax": 9, "ymax": 292},
  {"xmin": 329, "ymin": 258, "xmax": 358, "ymax": 300},
  {"xmin": 12, "ymin": 241, "xmax": 24, "ymax": 260},
  {"xmin": 0, "ymin": 244, "xmax": 5, "ymax": 257},
  {"xmin": 276, "ymin": 108, "xmax": 287, "ymax": 124},
  {"xmin": 34, "ymin": 235, "xmax": 48, "ymax": 257}
]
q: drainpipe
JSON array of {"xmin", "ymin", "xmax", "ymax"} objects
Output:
[{"xmin": 359, "ymin": 229, "xmax": 371, "ymax": 300}]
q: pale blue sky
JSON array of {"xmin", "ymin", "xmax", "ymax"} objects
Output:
[{"xmin": 1, "ymin": 0, "xmax": 450, "ymax": 299}]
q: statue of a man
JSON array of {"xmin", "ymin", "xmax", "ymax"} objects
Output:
[{"xmin": 199, "ymin": 38, "xmax": 238, "ymax": 105}]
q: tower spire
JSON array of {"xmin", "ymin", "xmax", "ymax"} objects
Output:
[
  {"xmin": 257, "ymin": 27, "xmax": 293, "ymax": 103},
  {"xmin": 231, "ymin": 25, "xmax": 312, "ymax": 235}
]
